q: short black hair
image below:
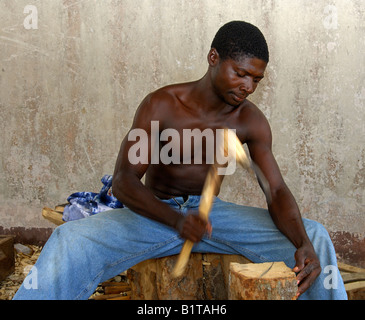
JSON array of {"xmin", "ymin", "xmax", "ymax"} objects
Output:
[{"xmin": 211, "ymin": 21, "xmax": 269, "ymax": 63}]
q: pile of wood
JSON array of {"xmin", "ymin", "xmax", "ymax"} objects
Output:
[
  {"xmin": 338, "ymin": 262, "xmax": 365, "ymax": 300},
  {"xmin": 89, "ymin": 273, "xmax": 131, "ymax": 300}
]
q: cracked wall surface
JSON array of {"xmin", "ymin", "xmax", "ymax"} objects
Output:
[{"xmin": 0, "ymin": 0, "xmax": 364, "ymax": 266}]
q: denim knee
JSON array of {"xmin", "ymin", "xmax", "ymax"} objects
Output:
[
  {"xmin": 51, "ymin": 224, "xmax": 66, "ymax": 242},
  {"xmin": 303, "ymin": 219, "xmax": 334, "ymax": 253},
  {"xmin": 304, "ymin": 217, "xmax": 328, "ymax": 235},
  {"xmin": 50, "ymin": 221, "xmax": 84, "ymax": 249}
]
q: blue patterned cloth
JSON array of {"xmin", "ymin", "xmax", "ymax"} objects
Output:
[{"xmin": 62, "ymin": 175, "xmax": 123, "ymax": 222}]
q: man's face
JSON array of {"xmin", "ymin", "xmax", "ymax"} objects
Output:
[{"xmin": 210, "ymin": 53, "xmax": 267, "ymax": 106}]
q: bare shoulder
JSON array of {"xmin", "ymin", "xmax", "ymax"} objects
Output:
[
  {"xmin": 239, "ymin": 99, "xmax": 272, "ymax": 144},
  {"xmin": 240, "ymin": 99, "xmax": 268, "ymax": 122},
  {"xmin": 134, "ymin": 83, "xmax": 192, "ymax": 121}
]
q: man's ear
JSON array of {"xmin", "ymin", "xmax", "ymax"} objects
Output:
[{"xmin": 207, "ymin": 48, "xmax": 220, "ymax": 66}]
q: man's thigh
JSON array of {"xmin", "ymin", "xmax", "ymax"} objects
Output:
[{"xmin": 194, "ymin": 198, "xmax": 297, "ymax": 266}]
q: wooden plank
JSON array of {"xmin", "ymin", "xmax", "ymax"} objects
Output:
[
  {"xmin": 338, "ymin": 262, "xmax": 365, "ymax": 274},
  {"xmin": 105, "ymin": 285, "xmax": 131, "ymax": 295},
  {"xmin": 345, "ymin": 281, "xmax": 365, "ymax": 291},
  {"xmin": 42, "ymin": 207, "xmax": 65, "ymax": 226},
  {"xmin": 107, "ymin": 295, "xmax": 131, "ymax": 300},
  {"xmin": 92, "ymin": 294, "xmax": 126, "ymax": 300},
  {"xmin": 342, "ymin": 272, "xmax": 365, "ymax": 284},
  {"xmin": 101, "ymin": 281, "xmax": 130, "ymax": 288},
  {"xmin": 55, "ymin": 204, "xmax": 67, "ymax": 212}
]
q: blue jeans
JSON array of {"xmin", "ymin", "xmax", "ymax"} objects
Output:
[{"xmin": 13, "ymin": 196, "xmax": 347, "ymax": 300}]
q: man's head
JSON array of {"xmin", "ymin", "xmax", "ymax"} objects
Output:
[
  {"xmin": 211, "ymin": 21, "xmax": 269, "ymax": 63},
  {"xmin": 207, "ymin": 21, "xmax": 269, "ymax": 107}
]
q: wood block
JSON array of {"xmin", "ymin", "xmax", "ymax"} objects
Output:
[
  {"xmin": 229, "ymin": 262, "xmax": 298, "ymax": 300},
  {"xmin": 202, "ymin": 253, "xmax": 251, "ymax": 299},
  {"xmin": 55, "ymin": 204, "xmax": 67, "ymax": 212},
  {"xmin": 127, "ymin": 253, "xmax": 252, "ymax": 300},
  {"xmin": 0, "ymin": 235, "xmax": 15, "ymax": 282},
  {"xmin": 42, "ymin": 207, "xmax": 65, "ymax": 226},
  {"xmin": 128, "ymin": 253, "xmax": 204, "ymax": 300}
]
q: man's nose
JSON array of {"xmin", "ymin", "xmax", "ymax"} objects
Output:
[{"xmin": 239, "ymin": 78, "xmax": 255, "ymax": 94}]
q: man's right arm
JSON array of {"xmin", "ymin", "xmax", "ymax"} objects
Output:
[{"xmin": 111, "ymin": 93, "xmax": 208, "ymax": 242}]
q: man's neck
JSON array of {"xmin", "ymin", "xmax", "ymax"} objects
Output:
[{"xmin": 191, "ymin": 73, "xmax": 230, "ymax": 114}]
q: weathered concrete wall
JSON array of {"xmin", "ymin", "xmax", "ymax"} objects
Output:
[{"xmin": 0, "ymin": 0, "xmax": 364, "ymax": 266}]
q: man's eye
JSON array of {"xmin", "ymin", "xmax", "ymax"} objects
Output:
[{"xmin": 236, "ymin": 72, "xmax": 245, "ymax": 77}]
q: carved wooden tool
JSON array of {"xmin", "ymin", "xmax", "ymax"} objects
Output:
[
  {"xmin": 171, "ymin": 165, "xmax": 219, "ymax": 278},
  {"xmin": 171, "ymin": 129, "xmax": 271, "ymax": 277}
]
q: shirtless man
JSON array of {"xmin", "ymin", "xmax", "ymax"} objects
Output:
[{"xmin": 14, "ymin": 21, "xmax": 347, "ymax": 300}]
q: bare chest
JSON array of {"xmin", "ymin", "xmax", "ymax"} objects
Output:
[{"xmin": 153, "ymin": 113, "xmax": 246, "ymax": 166}]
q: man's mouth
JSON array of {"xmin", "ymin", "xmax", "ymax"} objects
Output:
[{"xmin": 232, "ymin": 93, "xmax": 247, "ymax": 102}]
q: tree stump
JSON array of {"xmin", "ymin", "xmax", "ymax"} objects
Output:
[
  {"xmin": 127, "ymin": 253, "xmax": 251, "ymax": 300},
  {"xmin": 229, "ymin": 262, "xmax": 298, "ymax": 300}
]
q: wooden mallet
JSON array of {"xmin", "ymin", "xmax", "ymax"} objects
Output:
[{"xmin": 172, "ymin": 129, "xmax": 270, "ymax": 278}]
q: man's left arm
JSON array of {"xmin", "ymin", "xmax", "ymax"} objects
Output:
[{"xmin": 246, "ymin": 117, "xmax": 321, "ymax": 297}]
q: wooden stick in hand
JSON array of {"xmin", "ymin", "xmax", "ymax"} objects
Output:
[
  {"xmin": 171, "ymin": 128, "xmax": 270, "ymax": 277},
  {"xmin": 171, "ymin": 165, "xmax": 218, "ymax": 278}
]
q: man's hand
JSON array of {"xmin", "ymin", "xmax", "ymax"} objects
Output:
[
  {"xmin": 293, "ymin": 243, "xmax": 321, "ymax": 298},
  {"xmin": 175, "ymin": 211, "xmax": 212, "ymax": 243}
]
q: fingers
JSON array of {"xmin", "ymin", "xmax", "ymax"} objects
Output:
[
  {"xmin": 294, "ymin": 259, "xmax": 321, "ymax": 298},
  {"xmin": 206, "ymin": 222, "xmax": 213, "ymax": 238},
  {"xmin": 293, "ymin": 245, "xmax": 321, "ymax": 298},
  {"xmin": 178, "ymin": 214, "xmax": 212, "ymax": 243},
  {"xmin": 293, "ymin": 248, "xmax": 306, "ymax": 273}
]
